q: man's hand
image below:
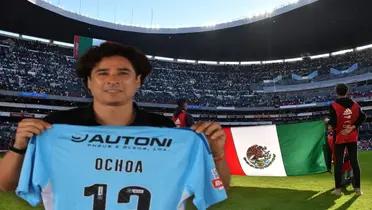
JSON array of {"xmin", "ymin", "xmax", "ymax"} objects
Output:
[
  {"xmin": 340, "ymin": 125, "xmax": 355, "ymax": 136},
  {"xmin": 0, "ymin": 119, "xmax": 51, "ymax": 191},
  {"xmin": 191, "ymin": 121, "xmax": 231, "ymax": 188},
  {"xmin": 14, "ymin": 119, "xmax": 51, "ymax": 149},
  {"xmin": 191, "ymin": 121, "xmax": 226, "ymax": 159}
]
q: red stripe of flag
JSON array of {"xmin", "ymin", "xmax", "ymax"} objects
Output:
[
  {"xmin": 224, "ymin": 128, "xmax": 245, "ymax": 176},
  {"xmin": 73, "ymin": 35, "xmax": 80, "ymax": 59}
]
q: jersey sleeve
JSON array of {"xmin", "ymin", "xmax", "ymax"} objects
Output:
[
  {"xmin": 185, "ymin": 133, "xmax": 227, "ymax": 210},
  {"xmin": 16, "ymin": 135, "xmax": 50, "ymax": 206}
]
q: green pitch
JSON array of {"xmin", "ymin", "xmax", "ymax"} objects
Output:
[{"xmin": 0, "ymin": 152, "xmax": 371, "ymax": 210}]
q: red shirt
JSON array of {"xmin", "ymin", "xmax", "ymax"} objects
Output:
[
  {"xmin": 172, "ymin": 111, "xmax": 188, "ymax": 127},
  {"xmin": 331, "ymin": 101, "xmax": 360, "ymax": 144}
]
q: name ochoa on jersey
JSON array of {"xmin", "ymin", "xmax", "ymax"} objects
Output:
[{"xmin": 95, "ymin": 158, "xmax": 143, "ymax": 173}]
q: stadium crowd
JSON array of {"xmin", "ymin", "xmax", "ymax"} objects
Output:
[
  {"xmin": 358, "ymin": 139, "xmax": 372, "ymax": 150},
  {"xmin": 0, "ymin": 37, "xmax": 86, "ymax": 97},
  {"xmin": 1, "ymin": 36, "xmax": 372, "ymax": 107},
  {"xmin": 0, "ymin": 120, "xmax": 17, "ymax": 151},
  {"xmin": 359, "ymin": 122, "xmax": 372, "ymax": 150}
]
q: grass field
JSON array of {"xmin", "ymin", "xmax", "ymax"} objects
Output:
[{"xmin": 0, "ymin": 152, "xmax": 371, "ymax": 210}]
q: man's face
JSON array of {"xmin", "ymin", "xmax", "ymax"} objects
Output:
[{"xmin": 87, "ymin": 55, "xmax": 141, "ymax": 106}]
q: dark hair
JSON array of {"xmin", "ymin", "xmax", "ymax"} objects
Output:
[
  {"xmin": 177, "ymin": 98, "xmax": 187, "ymax": 107},
  {"xmin": 174, "ymin": 98, "xmax": 187, "ymax": 117},
  {"xmin": 76, "ymin": 42, "xmax": 151, "ymax": 87},
  {"xmin": 335, "ymin": 83, "xmax": 348, "ymax": 96}
]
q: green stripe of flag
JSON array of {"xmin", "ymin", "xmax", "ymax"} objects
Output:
[
  {"xmin": 77, "ymin": 36, "xmax": 93, "ymax": 58},
  {"xmin": 277, "ymin": 120, "xmax": 327, "ymax": 175}
]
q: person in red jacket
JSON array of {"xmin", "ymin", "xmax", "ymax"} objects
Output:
[
  {"xmin": 329, "ymin": 83, "xmax": 366, "ymax": 196},
  {"xmin": 172, "ymin": 99, "xmax": 195, "ymax": 127}
]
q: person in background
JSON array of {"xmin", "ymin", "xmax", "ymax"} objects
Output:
[
  {"xmin": 173, "ymin": 98, "xmax": 195, "ymax": 127},
  {"xmin": 329, "ymin": 83, "xmax": 366, "ymax": 196}
]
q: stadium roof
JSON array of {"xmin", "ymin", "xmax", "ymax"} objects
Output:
[
  {"xmin": 28, "ymin": 0, "xmax": 316, "ymax": 33},
  {"xmin": 1, "ymin": 0, "xmax": 372, "ymax": 61}
]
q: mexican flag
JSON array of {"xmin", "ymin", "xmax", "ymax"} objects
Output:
[
  {"xmin": 224, "ymin": 120, "xmax": 328, "ymax": 176},
  {"xmin": 73, "ymin": 35, "xmax": 105, "ymax": 58}
]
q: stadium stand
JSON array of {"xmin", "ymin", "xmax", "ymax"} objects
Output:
[
  {"xmin": 1, "ymin": 35, "xmax": 372, "ymax": 107},
  {"xmin": 0, "ymin": 120, "xmax": 17, "ymax": 151}
]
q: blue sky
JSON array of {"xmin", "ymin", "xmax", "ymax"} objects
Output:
[{"xmin": 48, "ymin": 0, "xmax": 299, "ymax": 28}]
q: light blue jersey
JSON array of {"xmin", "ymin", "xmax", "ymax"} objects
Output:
[{"xmin": 16, "ymin": 124, "xmax": 227, "ymax": 210}]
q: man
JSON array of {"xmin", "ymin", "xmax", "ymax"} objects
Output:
[
  {"xmin": 329, "ymin": 83, "xmax": 366, "ymax": 196},
  {"xmin": 173, "ymin": 98, "xmax": 195, "ymax": 127},
  {"xmin": 0, "ymin": 42, "xmax": 230, "ymax": 192}
]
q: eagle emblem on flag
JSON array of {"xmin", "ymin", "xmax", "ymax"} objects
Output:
[{"xmin": 243, "ymin": 144, "xmax": 276, "ymax": 169}]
